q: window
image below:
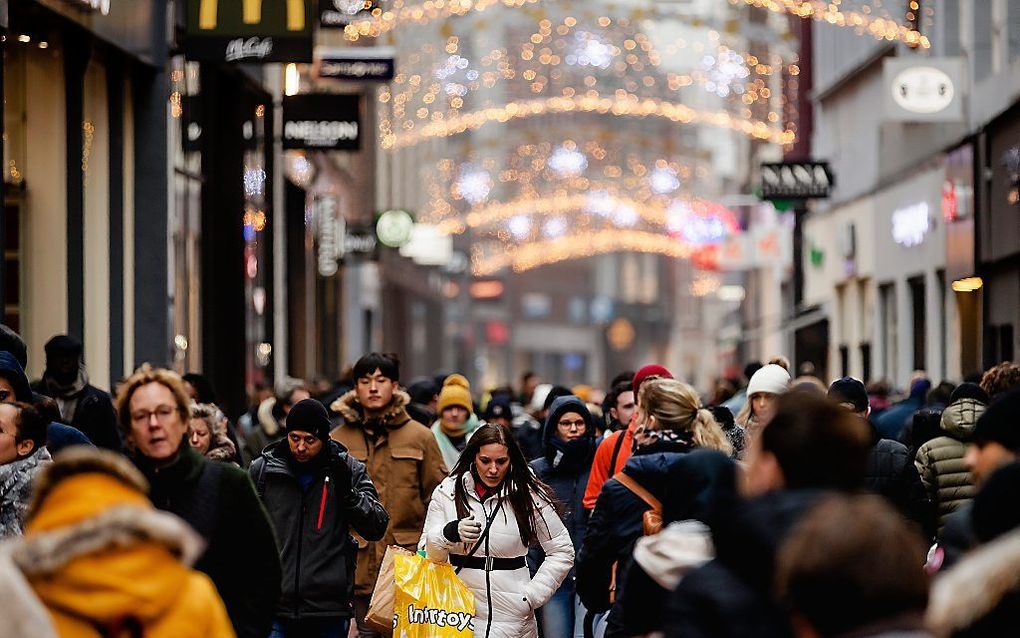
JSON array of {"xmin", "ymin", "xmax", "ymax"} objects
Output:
[
  {"xmin": 909, "ymin": 276, "xmax": 927, "ymax": 372},
  {"xmin": 880, "ymin": 283, "xmax": 897, "ymax": 381},
  {"xmin": 973, "ymin": 2, "xmax": 994, "ymax": 80},
  {"xmin": 941, "ymin": 0, "xmax": 961, "ymax": 56},
  {"xmin": 1010, "ymin": 0, "xmax": 1020, "ymax": 60},
  {"xmin": 860, "ymin": 342, "xmax": 873, "ymax": 383}
]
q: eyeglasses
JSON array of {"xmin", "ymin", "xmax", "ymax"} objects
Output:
[
  {"xmin": 557, "ymin": 419, "xmax": 586, "ymax": 431},
  {"xmin": 131, "ymin": 405, "xmax": 179, "ymax": 425}
]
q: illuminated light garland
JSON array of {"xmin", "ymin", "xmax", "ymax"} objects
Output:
[
  {"xmin": 343, "ymin": 0, "xmax": 542, "ymax": 41},
  {"xmin": 380, "ymin": 94, "xmax": 795, "ymax": 149},
  {"xmin": 471, "ymin": 229, "xmax": 696, "ymax": 275},
  {"xmin": 733, "ymin": 0, "xmax": 930, "ymax": 49}
]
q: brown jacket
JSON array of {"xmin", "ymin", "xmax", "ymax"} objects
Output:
[{"xmin": 330, "ymin": 390, "xmax": 448, "ymax": 595}]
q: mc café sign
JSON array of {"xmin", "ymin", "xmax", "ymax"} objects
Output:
[
  {"xmin": 185, "ymin": 0, "xmax": 315, "ymax": 63},
  {"xmin": 283, "ymin": 93, "xmax": 361, "ymax": 151}
]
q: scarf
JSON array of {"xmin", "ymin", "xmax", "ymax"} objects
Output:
[
  {"xmin": 633, "ymin": 428, "xmax": 695, "ymax": 455},
  {"xmin": 43, "ymin": 364, "xmax": 89, "ymax": 423},
  {"xmin": 0, "ymin": 448, "xmax": 53, "ymax": 538}
]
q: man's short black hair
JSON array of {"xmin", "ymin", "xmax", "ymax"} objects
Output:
[
  {"xmin": 743, "ymin": 361, "xmax": 763, "ymax": 382},
  {"xmin": 0, "ymin": 325, "xmax": 28, "ymax": 370},
  {"xmin": 353, "ymin": 353, "xmax": 400, "ymax": 383},
  {"xmin": 610, "ymin": 370, "xmax": 636, "ymax": 388}
]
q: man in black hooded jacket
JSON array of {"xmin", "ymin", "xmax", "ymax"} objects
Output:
[{"xmin": 250, "ymin": 399, "xmax": 389, "ymax": 637}]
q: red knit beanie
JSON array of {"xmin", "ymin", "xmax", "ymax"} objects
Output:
[{"xmin": 632, "ymin": 365, "xmax": 673, "ymax": 395}]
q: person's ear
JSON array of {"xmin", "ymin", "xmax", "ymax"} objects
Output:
[{"xmin": 15, "ymin": 438, "xmax": 34, "ymax": 458}]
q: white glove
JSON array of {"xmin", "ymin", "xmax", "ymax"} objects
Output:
[{"xmin": 458, "ymin": 517, "xmax": 483, "ymax": 543}]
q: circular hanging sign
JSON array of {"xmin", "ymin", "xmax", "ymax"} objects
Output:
[
  {"xmin": 891, "ymin": 66, "xmax": 954, "ymax": 115},
  {"xmin": 376, "ymin": 209, "xmax": 415, "ymax": 248}
]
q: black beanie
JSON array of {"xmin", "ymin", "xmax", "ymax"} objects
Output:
[
  {"xmin": 973, "ymin": 388, "xmax": 1020, "ymax": 452},
  {"xmin": 286, "ymin": 399, "xmax": 332, "ymax": 441},
  {"xmin": 44, "ymin": 335, "xmax": 83, "ymax": 360},
  {"xmin": 949, "ymin": 382, "xmax": 990, "ymax": 406}
]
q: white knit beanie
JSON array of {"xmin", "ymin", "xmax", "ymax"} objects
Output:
[{"xmin": 746, "ymin": 364, "xmax": 791, "ymax": 396}]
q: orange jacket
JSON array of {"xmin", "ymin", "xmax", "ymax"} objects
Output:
[{"xmin": 582, "ymin": 418, "xmax": 636, "ymax": 510}]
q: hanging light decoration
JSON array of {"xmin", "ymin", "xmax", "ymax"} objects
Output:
[
  {"xmin": 547, "ymin": 143, "xmax": 588, "ymax": 178},
  {"xmin": 454, "ymin": 165, "xmax": 494, "ymax": 204},
  {"xmin": 649, "ymin": 165, "xmax": 681, "ymax": 195}
]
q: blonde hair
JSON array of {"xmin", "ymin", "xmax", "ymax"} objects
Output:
[
  {"xmin": 638, "ymin": 378, "xmax": 732, "ymax": 455},
  {"xmin": 115, "ymin": 364, "xmax": 192, "ymax": 433}
]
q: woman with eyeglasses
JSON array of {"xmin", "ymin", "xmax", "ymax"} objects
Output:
[
  {"xmin": 528, "ymin": 395, "xmax": 597, "ymax": 638},
  {"xmin": 576, "ymin": 378, "xmax": 735, "ymax": 637},
  {"xmin": 0, "ymin": 401, "xmax": 52, "ymax": 538},
  {"xmin": 118, "ymin": 364, "xmax": 281, "ymax": 638},
  {"xmin": 422, "ymin": 422, "xmax": 574, "ymax": 638}
]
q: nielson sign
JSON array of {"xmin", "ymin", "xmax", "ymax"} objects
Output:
[
  {"xmin": 185, "ymin": 0, "xmax": 315, "ymax": 63},
  {"xmin": 283, "ymin": 94, "xmax": 361, "ymax": 150}
]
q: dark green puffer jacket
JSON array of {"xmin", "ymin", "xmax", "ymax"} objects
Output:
[{"xmin": 915, "ymin": 398, "xmax": 986, "ymax": 534}]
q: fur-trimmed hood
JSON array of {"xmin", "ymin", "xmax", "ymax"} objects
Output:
[
  {"xmin": 330, "ymin": 389, "xmax": 412, "ymax": 428},
  {"xmin": 0, "ymin": 448, "xmax": 208, "ymax": 638},
  {"xmin": 926, "ymin": 527, "xmax": 1020, "ymax": 636}
]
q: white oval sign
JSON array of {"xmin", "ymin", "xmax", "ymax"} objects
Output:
[{"xmin": 892, "ymin": 66, "xmax": 955, "ymax": 114}]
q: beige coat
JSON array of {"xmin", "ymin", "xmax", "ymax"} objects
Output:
[{"xmin": 331, "ymin": 390, "xmax": 448, "ymax": 595}]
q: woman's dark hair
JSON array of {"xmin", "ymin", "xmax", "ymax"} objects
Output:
[
  {"xmin": 352, "ymin": 353, "xmax": 400, "ymax": 383},
  {"xmin": 450, "ymin": 423, "xmax": 560, "ymax": 545},
  {"xmin": 6, "ymin": 401, "xmax": 48, "ymax": 454}
]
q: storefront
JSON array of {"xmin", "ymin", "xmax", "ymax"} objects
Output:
[
  {"xmin": 872, "ymin": 162, "xmax": 950, "ymax": 388},
  {"xmin": 980, "ymin": 105, "xmax": 1020, "ymax": 365},
  {"xmin": 2, "ymin": 0, "xmax": 169, "ymax": 388}
]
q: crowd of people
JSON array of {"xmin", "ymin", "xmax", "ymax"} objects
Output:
[{"xmin": 0, "ymin": 323, "xmax": 1019, "ymax": 638}]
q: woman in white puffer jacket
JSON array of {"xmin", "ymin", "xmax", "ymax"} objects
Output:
[{"xmin": 424, "ymin": 423, "xmax": 574, "ymax": 638}]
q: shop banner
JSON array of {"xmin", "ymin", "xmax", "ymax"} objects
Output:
[
  {"xmin": 184, "ymin": 0, "xmax": 315, "ymax": 63},
  {"xmin": 315, "ymin": 46, "xmax": 396, "ymax": 81},
  {"xmin": 760, "ymin": 161, "xmax": 833, "ymax": 201},
  {"xmin": 318, "ymin": 0, "xmax": 377, "ymax": 29},
  {"xmin": 283, "ymin": 94, "xmax": 361, "ymax": 150}
]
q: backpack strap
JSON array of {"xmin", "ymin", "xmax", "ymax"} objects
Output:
[
  {"xmin": 607, "ymin": 431, "xmax": 628, "ymax": 478},
  {"xmin": 613, "ymin": 471, "xmax": 661, "ymax": 514}
]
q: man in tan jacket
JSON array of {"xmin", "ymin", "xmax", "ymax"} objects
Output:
[{"xmin": 330, "ymin": 353, "xmax": 448, "ymax": 638}]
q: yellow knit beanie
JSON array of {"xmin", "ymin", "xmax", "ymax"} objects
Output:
[{"xmin": 438, "ymin": 374, "xmax": 473, "ymax": 413}]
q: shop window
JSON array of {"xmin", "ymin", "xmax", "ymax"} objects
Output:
[
  {"xmin": 985, "ymin": 324, "xmax": 1016, "ymax": 365},
  {"xmin": 973, "ymin": 2, "xmax": 994, "ymax": 80},
  {"xmin": 909, "ymin": 276, "xmax": 927, "ymax": 372},
  {"xmin": 860, "ymin": 342, "xmax": 873, "ymax": 384},
  {"xmin": 879, "ymin": 283, "xmax": 897, "ymax": 382},
  {"xmin": 1010, "ymin": 0, "xmax": 1020, "ymax": 61}
]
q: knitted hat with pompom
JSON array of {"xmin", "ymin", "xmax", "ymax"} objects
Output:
[{"xmin": 438, "ymin": 374, "xmax": 473, "ymax": 414}]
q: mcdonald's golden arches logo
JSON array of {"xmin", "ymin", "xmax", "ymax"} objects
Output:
[{"xmin": 199, "ymin": 0, "xmax": 306, "ymax": 31}]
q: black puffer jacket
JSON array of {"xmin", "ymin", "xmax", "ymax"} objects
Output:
[
  {"xmin": 864, "ymin": 426, "xmax": 933, "ymax": 538},
  {"xmin": 250, "ymin": 438, "xmax": 389, "ymax": 619},
  {"xmin": 664, "ymin": 490, "xmax": 826, "ymax": 638}
]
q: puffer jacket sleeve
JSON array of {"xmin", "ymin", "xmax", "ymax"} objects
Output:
[
  {"xmin": 915, "ymin": 442, "xmax": 938, "ymax": 504},
  {"xmin": 343, "ymin": 455, "xmax": 390, "ymax": 541},
  {"xmin": 423, "ymin": 483, "xmax": 457, "ymax": 563},
  {"xmin": 524, "ymin": 498, "xmax": 574, "ymax": 609}
]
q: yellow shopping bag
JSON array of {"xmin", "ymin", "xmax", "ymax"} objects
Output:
[{"xmin": 392, "ymin": 553, "xmax": 476, "ymax": 637}]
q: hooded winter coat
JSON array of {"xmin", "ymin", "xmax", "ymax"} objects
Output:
[
  {"xmin": 243, "ymin": 397, "xmax": 286, "ymax": 465},
  {"xmin": 330, "ymin": 390, "xmax": 448, "ymax": 595},
  {"xmin": 250, "ymin": 438, "xmax": 388, "ymax": 619},
  {"xmin": 0, "ymin": 447, "xmax": 52, "ymax": 538},
  {"xmin": 0, "ymin": 449, "xmax": 235, "ymax": 638},
  {"xmin": 915, "ymin": 398, "xmax": 985, "ymax": 534},
  {"xmin": 608, "ymin": 451, "xmax": 737, "ymax": 637},
  {"xmin": 864, "ymin": 426, "xmax": 932, "ymax": 538},
  {"xmin": 576, "ymin": 439, "xmax": 709, "ymax": 616},
  {"xmin": 423, "ymin": 473, "xmax": 575, "ymax": 638},
  {"xmin": 529, "ymin": 395, "xmax": 597, "ymax": 559},
  {"xmin": 664, "ymin": 490, "xmax": 826, "ymax": 638},
  {"xmin": 134, "ymin": 442, "xmax": 281, "ymax": 638}
]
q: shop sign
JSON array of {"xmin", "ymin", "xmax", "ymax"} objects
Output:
[
  {"xmin": 315, "ymin": 47, "xmax": 396, "ymax": 81},
  {"xmin": 884, "ymin": 58, "xmax": 964, "ymax": 122},
  {"xmin": 891, "ymin": 202, "xmax": 931, "ymax": 247},
  {"xmin": 185, "ymin": 0, "xmax": 315, "ymax": 63},
  {"xmin": 942, "ymin": 181, "xmax": 959, "ymax": 222},
  {"xmin": 318, "ymin": 0, "xmax": 377, "ymax": 28},
  {"xmin": 376, "ymin": 209, "xmax": 415, "ymax": 247},
  {"xmin": 312, "ymin": 196, "xmax": 342, "ymax": 277},
  {"xmin": 282, "ymin": 94, "xmax": 360, "ymax": 150},
  {"xmin": 760, "ymin": 162, "xmax": 833, "ymax": 200}
]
